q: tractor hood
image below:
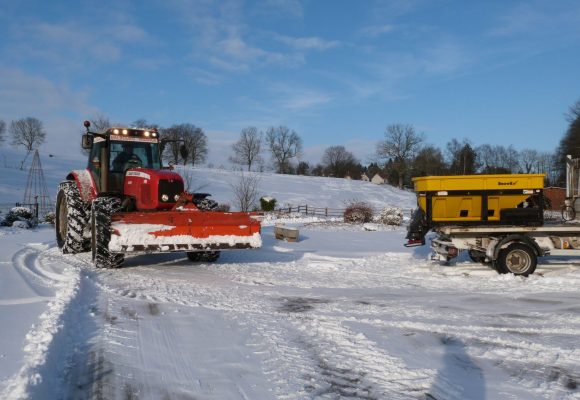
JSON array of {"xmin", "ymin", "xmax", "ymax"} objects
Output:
[{"xmin": 124, "ymin": 168, "xmax": 184, "ymax": 210}]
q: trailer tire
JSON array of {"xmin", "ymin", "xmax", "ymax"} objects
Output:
[
  {"xmin": 56, "ymin": 181, "xmax": 89, "ymax": 254},
  {"xmin": 186, "ymin": 251, "xmax": 220, "ymax": 262},
  {"xmin": 91, "ymin": 197, "xmax": 124, "ymax": 268},
  {"xmin": 468, "ymin": 250, "xmax": 488, "ymax": 265},
  {"xmin": 496, "ymin": 243, "xmax": 537, "ymax": 276}
]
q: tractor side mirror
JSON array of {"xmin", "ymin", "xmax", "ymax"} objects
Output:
[{"xmin": 82, "ymin": 134, "xmax": 93, "ymax": 149}]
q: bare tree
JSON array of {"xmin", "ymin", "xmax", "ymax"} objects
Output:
[
  {"xmin": 376, "ymin": 123, "xmax": 423, "ymax": 188},
  {"xmin": 410, "ymin": 145, "xmax": 447, "ymax": 177},
  {"xmin": 230, "ymin": 173, "xmax": 261, "ymax": 212},
  {"xmin": 566, "ymin": 99, "xmax": 580, "ymax": 123},
  {"xmin": 161, "ymin": 123, "xmax": 208, "ymax": 166},
  {"xmin": 183, "ymin": 126, "xmax": 208, "ymax": 166},
  {"xmin": 0, "ymin": 119, "xmax": 5, "ymax": 145},
  {"xmin": 11, "ymin": 117, "xmax": 46, "ymax": 152},
  {"xmin": 476, "ymin": 144, "xmax": 519, "ymax": 173},
  {"xmin": 519, "ymin": 149, "xmax": 540, "ymax": 173},
  {"xmin": 321, "ymin": 145, "xmax": 358, "ymax": 177},
  {"xmin": 161, "ymin": 125, "xmax": 181, "ymax": 165},
  {"xmin": 230, "ymin": 127, "xmax": 262, "ymax": 171},
  {"xmin": 265, "ymin": 126, "xmax": 302, "ymax": 174},
  {"xmin": 89, "ymin": 114, "xmax": 112, "ymax": 132}
]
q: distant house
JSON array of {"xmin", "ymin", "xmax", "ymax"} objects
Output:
[
  {"xmin": 371, "ymin": 173, "xmax": 385, "ymax": 184},
  {"xmin": 361, "ymin": 173, "xmax": 370, "ymax": 182}
]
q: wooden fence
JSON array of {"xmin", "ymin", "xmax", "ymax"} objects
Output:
[{"xmin": 270, "ymin": 205, "xmax": 415, "ymax": 218}]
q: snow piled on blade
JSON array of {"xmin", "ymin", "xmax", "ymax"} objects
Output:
[
  {"xmin": 109, "ymin": 223, "xmax": 262, "ymax": 251},
  {"xmin": 1, "ymin": 263, "xmax": 79, "ymax": 400}
]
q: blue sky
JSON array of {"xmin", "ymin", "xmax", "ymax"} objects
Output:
[{"xmin": 1, "ymin": 0, "xmax": 579, "ymax": 166}]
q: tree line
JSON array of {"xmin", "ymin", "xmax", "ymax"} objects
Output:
[{"xmin": 3, "ymin": 97, "xmax": 579, "ymax": 188}]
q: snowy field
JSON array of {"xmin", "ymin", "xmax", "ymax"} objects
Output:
[{"xmin": 1, "ymin": 150, "xmax": 580, "ymax": 399}]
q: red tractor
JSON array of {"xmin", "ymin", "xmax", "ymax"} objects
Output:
[{"xmin": 55, "ymin": 121, "xmax": 261, "ymax": 268}]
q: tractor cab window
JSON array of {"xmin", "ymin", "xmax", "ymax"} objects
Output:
[{"xmin": 110, "ymin": 141, "xmax": 161, "ymax": 172}]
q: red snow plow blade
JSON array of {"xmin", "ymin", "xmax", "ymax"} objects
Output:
[{"xmin": 108, "ymin": 210, "xmax": 262, "ymax": 253}]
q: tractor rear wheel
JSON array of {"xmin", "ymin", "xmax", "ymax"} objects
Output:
[
  {"xmin": 91, "ymin": 197, "xmax": 124, "ymax": 268},
  {"xmin": 186, "ymin": 251, "xmax": 221, "ymax": 262},
  {"xmin": 55, "ymin": 181, "xmax": 89, "ymax": 254},
  {"xmin": 196, "ymin": 198, "xmax": 219, "ymax": 211}
]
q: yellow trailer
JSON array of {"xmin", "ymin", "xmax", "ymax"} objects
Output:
[{"xmin": 413, "ymin": 174, "xmax": 545, "ymax": 223}]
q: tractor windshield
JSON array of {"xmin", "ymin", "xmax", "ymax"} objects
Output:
[{"xmin": 110, "ymin": 140, "xmax": 161, "ymax": 172}]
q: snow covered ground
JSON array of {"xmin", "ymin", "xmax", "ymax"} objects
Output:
[{"xmin": 1, "ymin": 150, "xmax": 580, "ymax": 399}]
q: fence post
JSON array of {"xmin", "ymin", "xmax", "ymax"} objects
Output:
[
  {"xmin": 325, "ymin": 207, "xmax": 328, "ymax": 217},
  {"xmin": 305, "ymin": 205, "xmax": 308, "ymax": 214}
]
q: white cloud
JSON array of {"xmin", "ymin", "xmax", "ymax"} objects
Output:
[
  {"xmin": 359, "ymin": 24, "xmax": 395, "ymax": 38},
  {"xmin": 254, "ymin": 0, "xmax": 304, "ymax": 19},
  {"xmin": 6, "ymin": 19, "xmax": 156, "ymax": 70},
  {"xmin": 275, "ymin": 35, "xmax": 341, "ymax": 51},
  {"xmin": 0, "ymin": 66, "xmax": 99, "ymax": 160}
]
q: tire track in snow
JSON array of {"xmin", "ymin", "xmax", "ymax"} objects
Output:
[{"xmin": 1, "ymin": 246, "xmax": 82, "ymax": 400}]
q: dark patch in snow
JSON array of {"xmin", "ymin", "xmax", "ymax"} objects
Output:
[
  {"xmin": 121, "ymin": 306, "xmax": 139, "ymax": 320},
  {"xmin": 438, "ymin": 335, "xmax": 458, "ymax": 346},
  {"xmin": 87, "ymin": 349, "xmax": 114, "ymax": 399},
  {"xmin": 296, "ymin": 337, "xmax": 380, "ymax": 399},
  {"xmin": 548, "ymin": 367, "xmax": 578, "ymax": 390},
  {"xmin": 519, "ymin": 297, "xmax": 563, "ymax": 305},
  {"xmin": 497, "ymin": 313, "xmax": 541, "ymax": 319},
  {"xmin": 355, "ymin": 300, "xmax": 371, "ymax": 306},
  {"xmin": 278, "ymin": 297, "xmax": 330, "ymax": 313},
  {"xmin": 123, "ymin": 382, "xmax": 139, "ymax": 400},
  {"xmin": 314, "ymin": 359, "xmax": 376, "ymax": 399},
  {"xmin": 148, "ymin": 303, "xmax": 160, "ymax": 316}
]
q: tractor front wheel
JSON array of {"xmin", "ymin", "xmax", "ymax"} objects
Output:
[
  {"xmin": 55, "ymin": 181, "xmax": 89, "ymax": 254},
  {"xmin": 91, "ymin": 197, "xmax": 124, "ymax": 268}
]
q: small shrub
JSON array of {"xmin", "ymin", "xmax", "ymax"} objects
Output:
[
  {"xmin": 1, "ymin": 206, "xmax": 34, "ymax": 227},
  {"xmin": 260, "ymin": 196, "xmax": 277, "ymax": 212},
  {"xmin": 377, "ymin": 205, "xmax": 403, "ymax": 226},
  {"xmin": 44, "ymin": 211, "xmax": 56, "ymax": 224},
  {"xmin": 216, "ymin": 203, "xmax": 231, "ymax": 212},
  {"xmin": 344, "ymin": 201, "xmax": 373, "ymax": 223}
]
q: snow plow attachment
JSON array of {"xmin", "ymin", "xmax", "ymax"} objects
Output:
[{"xmin": 108, "ymin": 211, "xmax": 262, "ymax": 253}]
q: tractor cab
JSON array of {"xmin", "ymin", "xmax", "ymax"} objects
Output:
[{"xmin": 84, "ymin": 124, "xmax": 162, "ymax": 193}]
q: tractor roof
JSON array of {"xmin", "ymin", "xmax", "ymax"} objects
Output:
[{"xmin": 103, "ymin": 127, "xmax": 159, "ymax": 142}]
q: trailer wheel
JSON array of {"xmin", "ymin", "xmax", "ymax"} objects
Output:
[
  {"xmin": 186, "ymin": 251, "xmax": 220, "ymax": 262},
  {"xmin": 562, "ymin": 204, "xmax": 576, "ymax": 221},
  {"xmin": 91, "ymin": 197, "xmax": 124, "ymax": 268},
  {"xmin": 468, "ymin": 250, "xmax": 486, "ymax": 264},
  {"xmin": 496, "ymin": 243, "xmax": 537, "ymax": 276},
  {"xmin": 56, "ymin": 181, "xmax": 89, "ymax": 254}
]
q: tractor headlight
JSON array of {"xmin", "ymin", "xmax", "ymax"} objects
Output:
[
  {"xmin": 174, "ymin": 194, "xmax": 180, "ymax": 201},
  {"xmin": 161, "ymin": 194, "xmax": 169, "ymax": 202}
]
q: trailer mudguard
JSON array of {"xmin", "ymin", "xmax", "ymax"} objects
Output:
[{"xmin": 491, "ymin": 234, "xmax": 544, "ymax": 261}]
